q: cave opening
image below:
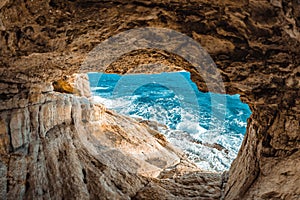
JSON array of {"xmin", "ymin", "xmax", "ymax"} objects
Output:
[{"xmin": 87, "ymin": 71, "xmax": 251, "ymax": 172}]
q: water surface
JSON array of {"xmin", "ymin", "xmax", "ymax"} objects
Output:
[{"xmin": 88, "ymin": 71, "xmax": 251, "ymax": 172}]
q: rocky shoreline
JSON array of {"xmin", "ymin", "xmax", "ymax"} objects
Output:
[
  {"xmin": 0, "ymin": 75, "xmax": 223, "ymax": 199},
  {"xmin": 0, "ymin": 0, "xmax": 299, "ymax": 199}
]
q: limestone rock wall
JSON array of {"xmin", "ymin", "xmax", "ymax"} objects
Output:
[
  {"xmin": 0, "ymin": 75, "xmax": 223, "ymax": 199},
  {"xmin": 0, "ymin": 0, "xmax": 299, "ymax": 199}
]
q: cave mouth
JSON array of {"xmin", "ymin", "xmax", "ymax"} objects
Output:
[{"xmin": 88, "ymin": 71, "xmax": 251, "ymax": 172}]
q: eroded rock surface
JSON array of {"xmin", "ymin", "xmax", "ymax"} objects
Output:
[
  {"xmin": 0, "ymin": 0, "xmax": 299, "ymax": 199},
  {"xmin": 0, "ymin": 74, "xmax": 223, "ymax": 199}
]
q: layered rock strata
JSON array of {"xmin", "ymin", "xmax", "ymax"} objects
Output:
[
  {"xmin": 0, "ymin": 0, "xmax": 299, "ymax": 199},
  {"xmin": 0, "ymin": 75, "xmax": 223, "ymax": 199}
]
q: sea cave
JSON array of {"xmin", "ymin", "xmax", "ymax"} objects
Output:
[{"xmin": 0, "ymin": 0, "xmax": 299, "ymax": 199}]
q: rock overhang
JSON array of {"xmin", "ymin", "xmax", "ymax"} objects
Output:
[{"xmin": 0, "ymin": 0, "xmax": 299, "ymax": 199}]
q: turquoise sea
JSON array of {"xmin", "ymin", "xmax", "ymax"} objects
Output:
[{"xmin": 88, "ymin": 71, "xmax": 251, "ymax": 172}]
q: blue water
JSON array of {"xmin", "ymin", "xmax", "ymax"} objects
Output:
[{"xmin": 88, "ymin": 71, "xmax": 251, "ymax": 172}]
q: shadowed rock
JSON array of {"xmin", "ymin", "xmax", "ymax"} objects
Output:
[{"xmin": 0, "ymin": 0, "xmax": 299, "ymax": 199}]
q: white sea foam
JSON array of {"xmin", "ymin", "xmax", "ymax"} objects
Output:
[
  {"xmin": 88, "ymin": 72, "xmax": 251, "ymax": 172},
  {"xmin": 233, "ymin": 118, "xmax": 247, "ymax": 127},
  {"xmin": 94, "ymin": 96, "xmax": 133, "ymax": 111},
  {"xmin": 165, "ymin": 129, "xmax": 233, "ymax": 172},
  {"xmin": 93, "ymin": 95, "xmax": 235, "ymax": 172},
  {"xmin": 92, "ymin": 96, "xmax": 109, "ymax": 104},
  {"xmin": 91, "ymin": 86, "xmax": 110, "ymax": 91},
  {"xmin": 176, "ymin": 121, "xmax": 206, "ymax": 135}
]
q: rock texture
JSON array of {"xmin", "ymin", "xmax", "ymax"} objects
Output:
[
  {"xmin": 0, "ymin": 0, "xmax": 299, "ymax": 199},
  {"xmin": 0, "ymin": 74, "xmax": 223, "ymax": 199}
]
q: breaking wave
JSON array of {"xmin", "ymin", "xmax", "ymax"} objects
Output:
[{"xmin": 88, "ymin": 72, "xmax": 251, "ymax": 172}]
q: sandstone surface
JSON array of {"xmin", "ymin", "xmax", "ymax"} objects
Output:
[{"xmin": 0, "ymin": 0, "xmax": 299, "ymax": 199}]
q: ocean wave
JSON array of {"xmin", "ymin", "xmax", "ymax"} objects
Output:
[
  {"xmin": 91, "ymin": 86, "xmax": 110, "ymax": 91},
  {"xmin": 92, "ymin": 96, "xmax": 132, "ymax": 110},
  {"xmin": 88, "ymin": 72, "xmax": 251, "ymax": 172}
]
